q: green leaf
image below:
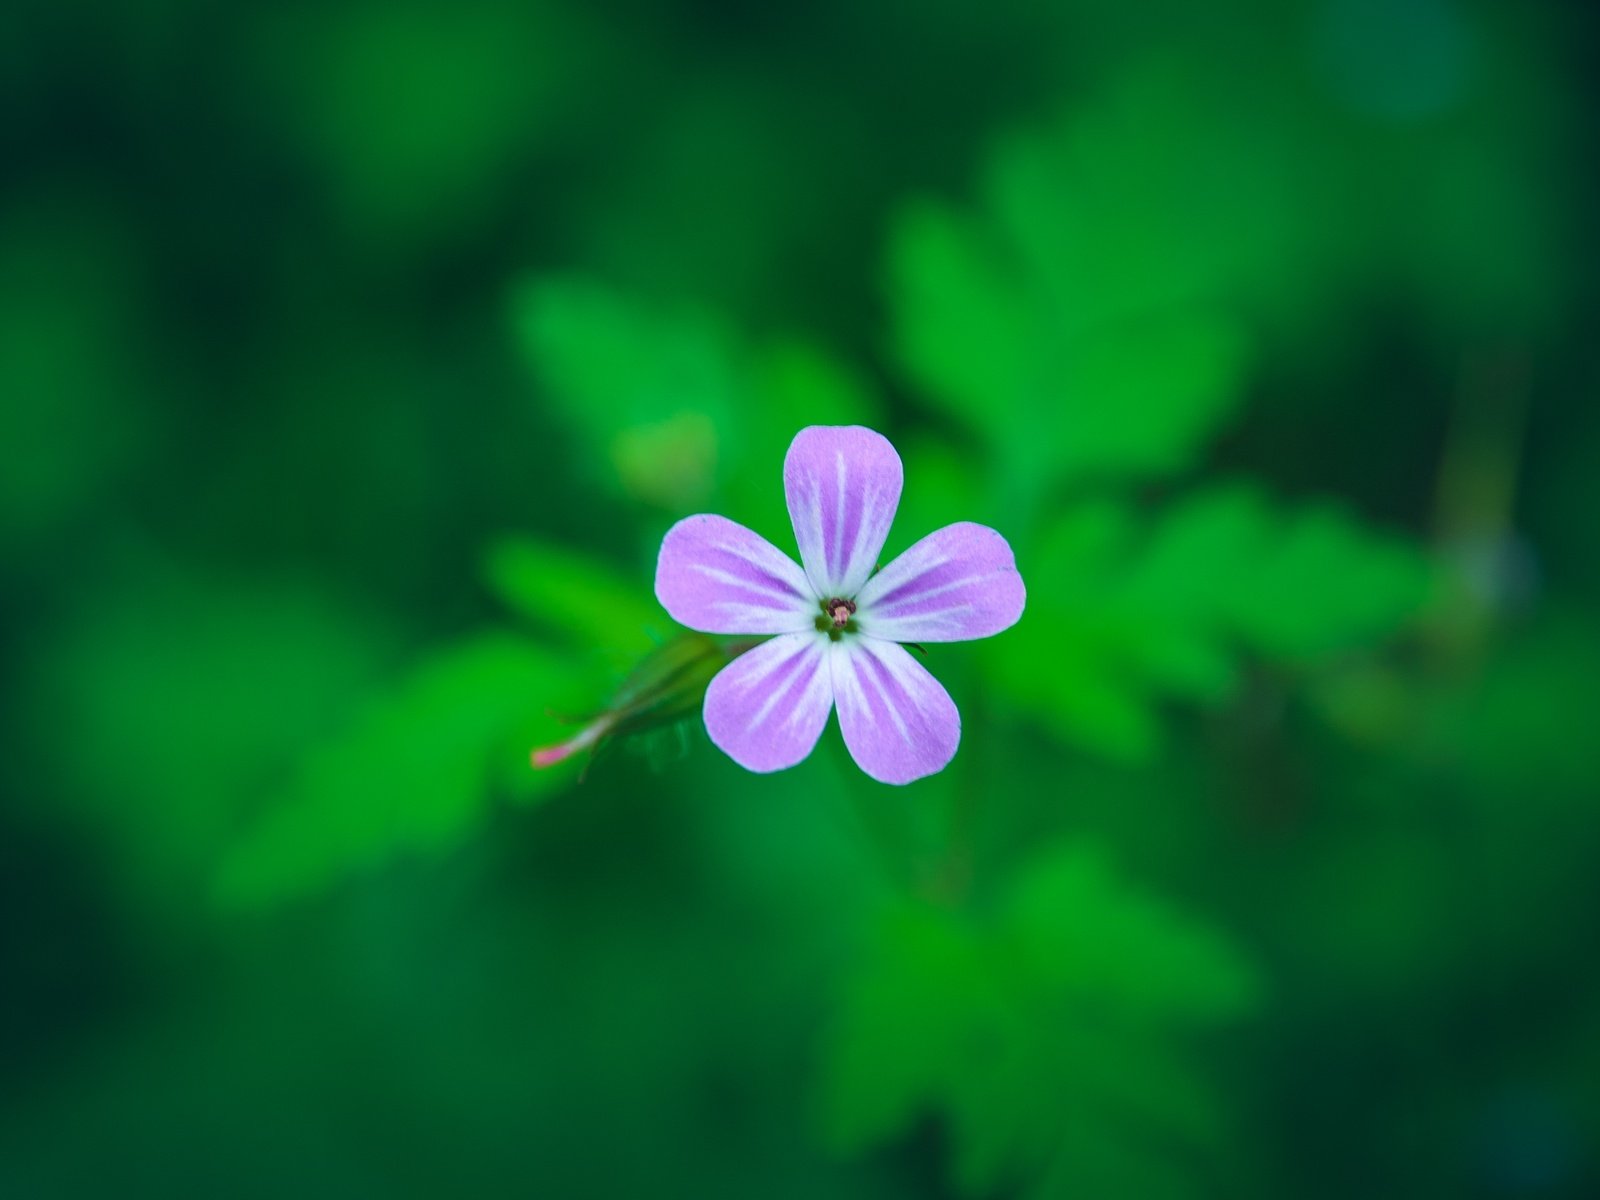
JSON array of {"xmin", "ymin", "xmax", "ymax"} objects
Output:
[
  {"xmin": 886, "ymin": 74, "xmax": 1295, "ymax": 491},
  {"xmin": 514, "ymin": 276, "xmax": 741, "ymax": 508},
  {"xmin": 513, "ymin": 277, "xmax": 882, "ymax": 520},
  {"xmin": 888, "ymin": 195, "xmax": 1251, "ymax": 492},
  {"xmin": 35, "ymin": 571, "xmax": 390, "ymax": 917},
  {"xmin": 993, "ymin": 485, "xmax": 1433, "ymax": 759},
  {"xmin": 982, "ymin": 74, "xmax": 1297, "ymax": 330},
  {"xmin": 483, "ymin": 534, "xmax": 665, "ymax": 658},
  {"xmin": 216, "ymin": 632, "xmax": 581, "ymax": 908},
  {"xmin": 1002, "ymin": 844, "xmax": 1259, "ymax": 1024},
  {"xmin": 1044, "ymin": 312, "xmax": 1250, "ymax": 485},
  {"xmin": 1222, "ymin": 502, "xmax": 1438, "ymax": 660},
  {"xmin": 887, "ymin": 200, "xmax": 1033, "ymax": 444},
  {"xmin": 819, "ymin": 840, "xmax": 1258, "ymax": 1198},
  {"xmin": 821, "ymin": 902, "xmax": 983, "ymax": 1150}
]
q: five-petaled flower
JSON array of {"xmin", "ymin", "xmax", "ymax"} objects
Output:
[{"xmin": 655, "ymin": 425, "xmax": 1025, "ymax": 784}]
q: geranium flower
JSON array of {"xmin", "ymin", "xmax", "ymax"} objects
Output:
[{"xmin": 655, "ymin": 425, "xmax": 1025, "ymax": 784}]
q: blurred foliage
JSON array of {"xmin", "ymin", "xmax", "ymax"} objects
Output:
[
  {"xmin": 0, "ymin": 195, "xmax": 154, "ymax": 545},
  {"xmin": 215, "ymin": 632, "xmax": 578, "ymax": 908},
  {"xmin": 484, "ymin": 533, "xmax": 665, "ymax": 657},
  {"xmin": 994, "ymin": 486, "xmax": 1433, "ymax": 759},
  {"xmin": 514, "ymin": 276, "xmax": 884, "ymax": 541},
  {"xmin": 25, "ymin": 567, "xmax": 393, "ymax": 921},
  {"xmin": 822, "ymin": 842, "xmax": 1259, "ymax": 1198},
  {"xmin": 218, "ymin": 536, "xmax": 677, "ymax": 907},
  {"xmin": 879, "ymin": 85, "xmax": 1440, "ymax": 761},
  {"xmin": 250, "ymin": 0, "xmax": 608, "ymax": 248},
  {"xmin": 2, "ymin": 0, "xmax": 1599, "ymax": 1197},
  {"xmin": 888, "ymin": 73, "xmax": 1267, "ymax": 493}
]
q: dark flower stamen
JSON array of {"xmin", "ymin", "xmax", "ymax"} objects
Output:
[{"xmin": 824, "ymin": 597, "xmax": 857, "ymax": 628}]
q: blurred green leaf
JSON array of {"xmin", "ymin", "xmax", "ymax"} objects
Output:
[
  {"xmin": 994, "ymin": 485, "xmax": 1434, "ymax": 759},
  {"xmin": 36, "ymin": 572, "xmax": 390, "ymax": 913},
  {"xmin": 888, "ymin": 200, "xmax": 1031, "ymax": 443},
  {"xmin": 886, "ymin": 73, "xmax": 1299, "ymax": 492},
  {"xmin": 1002, "ymin": 842, "xmax": 1260, "ymax": 1021},
  {"xmin": 513, "ymin": 276, "xmax": 743, "ymax": 508},
  {"xmin": 483, "ymin": 534, "xmax": 665, "ymax": 658},
  {"xmin": 514, "ymin": 276, "xmax": 882, "ymax": 524},
  {"xmin": 216, "ymin": 632, "xmax": 581, "ymax": 908},
  {"xmin": 1419, "ymin": 611, "xmax": 1600, "ymax": 802},
  {"xmin": 821, "ymin": 840, "xmax": 1258, "ymax": 1198}
]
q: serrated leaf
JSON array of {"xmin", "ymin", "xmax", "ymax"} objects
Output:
[
  {"xmin": 483, "ymin": 534, "xmax": 664, "ymax": 657},
  {"xmin": 983, "ymin": 74, "xmax": 1297, "ymax": 330},
  {"xmin": 819, "ymin": 839, "xmax": 1257, "ymax": 1198},
  {"xmin": 1224, "ymin": 504, "xmax": 1436, "ymax": 660},
  {"xmin": 887, "ymin": 200, "xmax": 1034, "ymax": 440},
  {"xmin": 1044, "ymin": 312, "xmax": 1250, "ymax": 484},
  {"xmin": 36, "ymin": 571, "xmax": 390, "ymax": 918},
  {"xmin": 992, "ymin": 485, "xmax": 1433, "ymax": 759},
  {"xmin": 1002, "ymin": 844, "xmax": 1259, "ymax": 1024},
  {"xmin": 513, "ymin": 277, "xmax": 740, "ymax": 507},
  {"xmin": 820, "ymin": 906, "xmax": 983, "ymax": 1150},
  {"xmin": 216, "ymin": 633, "xmax": 581, "ymax": 908},
  {"xmin": 512, "ymin": 277, "xmax": 883, "ymax": 519},
  {"xmin": 889, "ymin": 198, "xmax": 1251, "ymax": 490},
  {"xmin": 886, "ymin": 74, "xmax": 1296, "ymax": 490}
]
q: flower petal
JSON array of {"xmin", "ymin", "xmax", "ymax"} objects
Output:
[
  {"xmin": 854, "ymin": 521, "xmax": 1026, "ymax": 643},
  {"xmin": 703, "ymin": 632, "xmax": 834, "ymax": 773},
  {"xmin": 656, "ymin": 514, "xmax": 817, "ymax": 634},
  {"xmin": 784, "ymin": 425, "xmax": 903, "ymax": 600},
  {"xmin": 830, "ymin": 636, "xmax": 960, "ymax": 785}
]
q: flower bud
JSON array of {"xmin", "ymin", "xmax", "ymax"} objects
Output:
[{"xmin": 530, "ymin": 632, "xmax": 757, "ymax": 771}]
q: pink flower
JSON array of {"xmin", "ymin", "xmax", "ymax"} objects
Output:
[{"xmin": 655, "ymin": 425, "xmax": 1025, "ymax": 784}]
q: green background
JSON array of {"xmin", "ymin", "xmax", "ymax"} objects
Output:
[{"xmin": 3, "ymin": 0, "xmax": 1598, "ymax": 1195}]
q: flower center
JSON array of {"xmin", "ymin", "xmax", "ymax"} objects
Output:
[{"xmin": 821, "ymin": 596, "xmax": 856, "ymax": 632}]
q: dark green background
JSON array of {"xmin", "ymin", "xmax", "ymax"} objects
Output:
[{"xmin": 3, "ymin": 0, "xmax": 1598, "ymax": 1196}]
